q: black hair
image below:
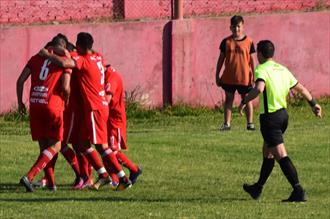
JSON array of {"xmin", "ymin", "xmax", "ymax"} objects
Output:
[
  {"xmin": 231, "ymin": 15, "xmax": 244, "ymax": 26},
  {"xmin": 66, "ymin": 42, "xmax": 76, "ymax": 52},
  {"xmin": 44, "ymin": 41, "xmax": 53, "ymax": 48},
  {"xmin": 76, "ymin": 32, "xmax": 94, "ymax": 50},
  {"xmin": 56, "ymin": 33, "xmax": 69, "ymax": 44},
  {"xmin": 257, "ymin": 40, "xmax": 275, "ymax": 58},
  {"xmin": 50, "ymin": 35, "xmax": 67, "ymax": 47}
]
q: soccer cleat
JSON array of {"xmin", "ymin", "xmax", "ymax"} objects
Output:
[
  {"xmin": 73, "ymin": 177, "xmax": 84, "ymax": 189},
  {"xmin": 220, "ymin": 123, "xmax": 231, "ymax": 131},
  {"xmin": 109, "ymin": 181, "xmax": 119, "ymax": 191},
  {"xmin": 243, "ymin": 183, "xmax": 262, "ymax": 200},
  {"xmin": 45, "ymin": 185, "xmax": 57, "ymax": 192},
  {"xmin": 282, "ymin": 189, "xmax": 307, "ymax": 202},
  {"xmin": 32, "ymin": 178, "xmax": 47, "ymax": 188},
  {"xmin": 76, "ymin": 176, "xmax": 94, "ymax": 189},
  {"xmin": 19, "ymin": 176, "xmax": 34, "ymax": 192},
  {"xmin": 91, "ymin": 176, "xmax": 111, "ymax": 190},
  {"xmin": 116, "ymin": 178, "xmax": 132, "ymax": 191},
  {"xmin": 129, "ymin": 167, "xmax": 142, "ymax": 185},
  {"xmin": 247, "ymin": 123, "xmax": 256, "ymax": 131}
]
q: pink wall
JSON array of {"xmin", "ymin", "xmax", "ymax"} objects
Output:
[
  {"xmin": 171, "ymin": 11, "xmax": 330, "ymax": 107},
  {"xmin": 0, "ymin": 20, "xmax": 169, "ymax": 112},
  {"xmin": 0, "ymin": 11, "xmax": 329, "ymax": 113}
]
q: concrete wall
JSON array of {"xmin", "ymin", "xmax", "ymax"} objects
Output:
[
  {"xmin": 0, "ymin": 11, "xmax": 329, "ymax": 113},
  {"xmin": 171, "ymin": 11, "xmax": 330, "ymax": 107},
  {"xmin": 0, "ymin": 20, "xmax": 169, "ymax": 112}
]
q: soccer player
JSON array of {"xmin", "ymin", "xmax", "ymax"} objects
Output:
[
  {"xmin": 238, "ymin": 40, "xmax": 322, "ymax": 202},
  {"xmin": 104, "ymin": 65, "xmax": 142, "ymax": 188},
  {"xmin": 215, "ymin": 15, "xmax": 256, "ymax": 131},
  {"xmin": 17, "ymin": 35, "xmax": 71, "ymax": 192},
  {"xmin": 39, "ymin": 32, "xmax": 132, "ymax": 190},
  {"xmin": 32, "ymin": 39, "xmax": 85, "ymax": 189}
]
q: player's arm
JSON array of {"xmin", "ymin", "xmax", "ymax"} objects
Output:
[
  {"xmin": 105, "ymin": 94, "xmax": 112, "ymax": 104},
  {"xmin": 238, "ymin": 79, "xmax": 265, "ymax": 115},
  {"xmin": 16, "ymin": 66, "xmax": 31, "ymax": 114},
  {"xmin": 215, "ymin": 52, "xmax": 225, "ymax": 87},
  {"xmin": 291, "ymin": 83, "xmax": 322, "ymax": 117},
  {"xmin": 61, "ymin": 72, "xmax": 71, "ymax": 106},
  {"xmin": 249, "ymin": 42, "xmax": 256, "ymax": 80},
  {"xmin": 249, "ymin": 55, "xmax": 255, "ymax": 82},
  {"xmin": 39, "ymin": 48, "xmax": 75, "ymax": 68}
]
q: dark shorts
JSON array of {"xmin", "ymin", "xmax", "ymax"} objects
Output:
[
  {"xmin": 260, "ymin": 108, "xmax": 288, "ymax": 147},
  {"xmin": 221, "ymin": 84, "xmax": 252, "ymax": 95}
]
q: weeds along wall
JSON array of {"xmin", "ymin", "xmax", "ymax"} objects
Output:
[{"xmin": 0, "ymin": 3, "xmax": 329, "ymax": 112}]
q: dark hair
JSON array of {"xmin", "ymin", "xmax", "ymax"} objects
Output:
[
  {"xmin": 66, "ymin": 42, "xmax": 76, "ymax": 52},
  {"xmin": 76, "ymin": 32, "xmax": 94, "ymax": 50},
  {"xmin": 56, "ymin": 33, "xmax": 69, "ymax": 44},
  {"xmin": 44, "ymin": 41, "xmax": 53, "ymax": 48},
  {"xmin": 50, "ymin": 35, "xmax": 66, "ymax": 47},
  {"xmin": 257, "ymin": 40, "xmax": 275, "ymax": 58},
  {"xmin": 231, "ymin": 15, "xmax": 244, "ymax": 26}
]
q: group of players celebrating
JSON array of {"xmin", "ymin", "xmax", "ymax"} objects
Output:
[{"xmin": 17, "ymin": 32, "xmax": 142, "ymax": 192}]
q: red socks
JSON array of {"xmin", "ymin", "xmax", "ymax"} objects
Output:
[
  {"xmin": 116, "ymin": 151, "xmax": 138, "ymax": 173},
  {"xmin": 27, "ymin": 147, "xmax": 57, "ymax": 181},
  {"xmin": 61, "ymin": 145, "xmax": 80, "ymax": 177},
  {"xmin": 84, "ymin": 147, "xmax": 108, "ymax": 178},
  {"xmin": 44, "ymin": 153, "xmax": 58, "ymax": 187}
]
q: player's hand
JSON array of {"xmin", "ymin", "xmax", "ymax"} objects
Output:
[
  {"xmin": 312, "ymin": 104, "xmax": 322, "ymax": 118},
  {"xmin": 38, "ymin": 48, "xmax": 51, "ymax": 57},
  {"xmin": 238, "ymin": 103, "xmax": 246, "ymax": 116},
  {"xmin": 18, "ymin": 103, "xmax": 26, "ymax": 115},
  {"xmin": 216, "ymin": 77, "xmax": 222, "ymax": 87}
]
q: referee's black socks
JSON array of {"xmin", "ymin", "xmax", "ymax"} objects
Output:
[
  {"xmin": 279, "ymin": 156, "xmax": 303, "ymax": 191},
  {"xmin": 257, "ymin": 157, "xmax": 275, "ymax": 187}
]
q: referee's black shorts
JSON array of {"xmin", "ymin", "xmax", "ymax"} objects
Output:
[{"xmin": 260, "ymin": 108, "xmax": 288, "ymax": 147}]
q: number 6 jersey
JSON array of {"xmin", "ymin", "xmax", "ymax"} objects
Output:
[{"xmin": 26, "ymin": 53, "xmax": 70, "ymax": 110}]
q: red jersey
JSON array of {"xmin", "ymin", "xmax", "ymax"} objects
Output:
[
  {"xmin": 105, "ymin": 66, "xmax": 126, "ymax": 126},
  {"xmin": 72, "ymin": 52, "xmax": 108, "ymax": 111},
  {"xmin": 26, "ymin": 53, "xmax": 68, "ymax": 110}
]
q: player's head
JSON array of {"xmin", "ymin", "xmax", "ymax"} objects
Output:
[
  {"xmin": 50, "ymin": 35, "xmax": 67, "ymax": 49},
  {"xmin": 76, "ymin": 32, "xmax": 94, "ymax": 54},
  {"xmin": 44, "ymin": 33, "xmax": 68, "ymax": 49},
  {"xmin": 230, "ymin": 15, "xmax": 244, "ymax": 38},
  {"xmin": 56, "ymin": 33, "xmax": 69, "ymax": 43},
  {"xmin": 257, "ymin": 40, "xmax": 275, "ymax": 63},
  {"xmin": 66, "ymin": 42, "xmax": 76, "ymax": 52}
]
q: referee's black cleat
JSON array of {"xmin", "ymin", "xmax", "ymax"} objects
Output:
[
  {"xmin": 243, "ymin": 183, "xmax": 262, "ymax": 200},
  {"xmin": 282, "ymin": 189, "xmax": 307, "ymax": 202},
  {"xmin": 20, "ymin": 176, "xmax": 34, "ymax": 192}
]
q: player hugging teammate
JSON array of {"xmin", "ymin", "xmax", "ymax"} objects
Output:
[{"xmin": 17, "ymin": 32, "xmax": 142, "ymax": 192}]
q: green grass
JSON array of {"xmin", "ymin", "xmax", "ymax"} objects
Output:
[{"xmin": 0, "ymin": 99, "xmax": 329, "ymax": 219}]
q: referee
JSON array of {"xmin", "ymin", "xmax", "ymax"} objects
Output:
[{"xmin": 238, "ymin": 40, "xmax": 322, "ymax": 202}]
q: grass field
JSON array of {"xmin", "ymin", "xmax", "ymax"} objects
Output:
[{"xmin": 0, "ymin": 99, "xmax": 329, "ymax": 219}]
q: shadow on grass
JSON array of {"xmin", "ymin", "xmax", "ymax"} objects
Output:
[{"xmin": 0, "ymin": 183, "xmax": 248, "ymax": 203}]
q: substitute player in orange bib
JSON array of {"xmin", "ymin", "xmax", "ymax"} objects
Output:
[{"xmin": 215, "ymin": 15, "xmax": 256, "ymax": 131}]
